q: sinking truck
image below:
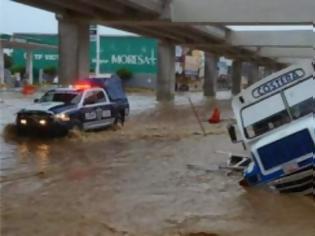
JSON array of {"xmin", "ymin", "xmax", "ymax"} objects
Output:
[{"xmin": 228, "ymin": 61, "xmax": 314, "ymax": 194}]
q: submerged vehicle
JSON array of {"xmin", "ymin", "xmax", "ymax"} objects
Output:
[
  {"xmin": 228, "ymin": 61, "xmax": 314, "ymax": 194},
  {"xmin": 16, "ymin": 75, "xmax": 129, "ymax": 135}
]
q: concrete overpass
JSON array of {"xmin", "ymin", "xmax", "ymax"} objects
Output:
[
  {"xmin": 171, "ymin": 0, "xmax": 315, "ymax": 24},
  {"xmin": 10, "ymin": 0, "xmax": 313, "ymax": 100}
]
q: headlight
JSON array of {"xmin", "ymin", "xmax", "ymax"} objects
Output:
[
  {"xmin": 39, "ymin": 119, "xmax": 47, "ymax": 125},
  {"xmin": 54, "ymin": 113, "xmax": 70, "ymax": 121},
  {"xmin": 20, "ymin": 119, "xmax": 27, "ymax": 125}
]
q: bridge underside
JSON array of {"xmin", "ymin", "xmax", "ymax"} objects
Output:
[
  {"xmin": 14, "ymin": 0, "xmax": 285, "ymax": 65},
  {"xmin": 171, "ymin": 0, "xmax": 315, "ymax": 25},
  {"xmin": 9, "ymin": 0, "xmax": 313, "ymax": 100}
]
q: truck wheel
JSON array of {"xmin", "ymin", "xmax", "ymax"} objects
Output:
[
  {"xmin": 119, "ymin": 110, "xmax": 125, "ymax": 126},
  {"xmin": 113, "ymin": 113, "xmax": 120, "ymax": 126},
  {"xmin": 73, "ymin": 121, "xmax": 83, "ymax": 131},
  {"xmin": 70, "ymin": 120, "xmax": 83, "ymax": 133},
  {"xmin": 113, "ymin": 111, "xmax": 124, "ymax": 129},
  {"xmin": 16, "ymin": 126, "xmax": 27, "ymax": 136}
]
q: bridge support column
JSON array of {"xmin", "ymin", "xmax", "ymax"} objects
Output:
[
  {"xmin": 0, "ymin": 40, "xmax": 4, "ymax": 85},
  {"xmin": 263, "ymin": 67, "xmax": 273, "ymax": 77},
  {"xmin": 231, "ymin": 60, "xmax": 242, "ymax": 95},
  {"xmin": 272, "ymin": 67, "xmax": 279, "ymax": 74},
  {"xmin": 58, "ymin": 17, "xmax": 89, "ymax": 85},
  {"xmin": 203, "ymin": 53, "xmax": 218, "ymax": 97},
  {"xmin": 25, "ymin": 50, "xmax": 33, "ymax": 85},
  {"xmin": 247, "ymin": 63, "xmax": 259, "ymax": 86},
  {"xmin": 157, "ymin": 41, "xmax": 175, "ymax": 101}
]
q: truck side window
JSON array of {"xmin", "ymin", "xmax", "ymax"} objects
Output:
[
  {"xmin": 83, "ymin": 90, "xmax": 106, "ymax": 105},
  {"xmin": 95, "ymin": 91, "xmax": 106, "ymax": 103},
  {"xmin": 83, "ymin": 91, "xmax": 97, "ymax": 105},
  {"xmin": 40, "ymin": 91, "xmax": 54, "ymax": 102}
]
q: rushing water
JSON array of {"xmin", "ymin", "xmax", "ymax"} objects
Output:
[{"xmin": 0, "ymin": 90, "xmax": 314, "ymax": 236}]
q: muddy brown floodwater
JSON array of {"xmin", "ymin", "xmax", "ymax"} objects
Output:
[{"xmin": 0, "ymin": 91, "xmax": 314, "ymax": 236}]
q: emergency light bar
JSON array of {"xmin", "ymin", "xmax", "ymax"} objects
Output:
[
  {"xmin": 73, "ymin": 78, "xmax": 111, "ymax": 91},
  {"xmin": 74, "ymin": 81, "xmax": 92, "ymax": 90},
  {"xmin": 73, "ymin": 80, "xmax": 102, "ymax": 90}
]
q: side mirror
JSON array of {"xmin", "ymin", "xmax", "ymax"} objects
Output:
[
  {"xmin": 34, "ymin": 98, "xmax": 39, "ymax": 103},
  {"xmin": 227, "ymin": 123, "xmax": 242, "ymax": 143}
]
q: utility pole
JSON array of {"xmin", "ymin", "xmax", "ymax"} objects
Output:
[{"xmin": 89, "ymin": 24, "xmax": 100, "ymax": 76}]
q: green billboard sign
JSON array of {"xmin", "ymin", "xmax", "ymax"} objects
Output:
[
  {"xmin": 12, "ymin": 34, "xmax": 58, "ymax": 69},
  {"xmin": 91, "ymin": 36, "xmax": 157, "ymax": 74},
  {"xmin": 11, "ymin": 34, "xmax": 157, "ymax": 75}
]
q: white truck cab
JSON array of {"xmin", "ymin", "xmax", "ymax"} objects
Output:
[{"xmin": 228, "ymin": 61, "xmax": 314, "ymax": 194}]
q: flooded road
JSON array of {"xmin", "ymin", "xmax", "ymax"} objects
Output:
[{"xmin": 1, "ymin": 90, "xmax": 314, "ymax": 236}]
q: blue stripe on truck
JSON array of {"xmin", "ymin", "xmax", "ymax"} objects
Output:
[{"xmin": 257, "ymin": 129, "xmax": 313, "ymax": 171}]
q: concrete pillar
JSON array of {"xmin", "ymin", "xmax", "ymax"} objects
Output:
[
  {"xmin": 258, "ymin": 66, "xmax": 264, "ymax": 80},
  {"xmin": 25, "ymin": 50, "xmax": 33, "ymax": 84},
  {"xmin": 203, "ymin": 52, "xmax": 218, "ymax": 97},
  {"xmin": 0, "ymin": 40, "xmax": 4, "ymax": 85},
  {"xmin": 271, "ymin": 65, "xmax": 282, "ymax": 74},
  {"xmin": 247, "ymin": 63, "xmax": 259, "ymax": 86},
  {"xmin": 231, "ymin": 60, "xmax": 242, "ymax": 95},
  {"xmin": 77, "ymin": 24, "xmax": 90, "ymax": 77},
  {"xmin": 39, "ymin": 69, "xmax": 44, "ymax": 84},
  {"xmin": 58, "ymin": 17, "xmax": 89, "ymax": 85},
  {"xmin": 156, "ymin": 41, "xmax": 175, "ymax": 101},
  {"xmin": 263, "ymin": 67, "xmax": 273, "ymax": 77}
]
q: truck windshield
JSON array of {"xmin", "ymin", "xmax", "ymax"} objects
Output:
[
  {"xmin": 243, "ymin": 108, "xmax": 291, "ymax": 138},
  {"xmin": 40, "ymin": 91, "xmax": 82, "ymax": 104},
  {"xmin": 290, "ymin": 98, "xmax": 314, "ymax": 119},
  {"xmin": 242, "ymin": 93, "xmax": 291, "ymax": 138}
]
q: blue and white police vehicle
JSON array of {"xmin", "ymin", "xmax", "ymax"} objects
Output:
[
  {"xmin": 228, "ymin": 61, "xmax": 314, "ymax": 195},
  {"xmin": 16, "ymin": 75, "xmax": 129, "ymax": 135}
]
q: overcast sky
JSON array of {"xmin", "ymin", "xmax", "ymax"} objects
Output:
[
  {"xmin": 0, "ymin": 0, "xmax": 134, "ymax": 35},
  {"xmin": 0, "ymin": 0, "xmax": 313, "ymax": 35}
]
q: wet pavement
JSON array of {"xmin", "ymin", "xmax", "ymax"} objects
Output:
[{"xmin": 0, "ymin": 90, "xmax": 314, "ymax": 236}]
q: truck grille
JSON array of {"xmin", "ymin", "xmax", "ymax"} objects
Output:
[
  {"xmin": 18, "ymin": 111, "xmax": 53, "ymax": 124},
  {"xmin": 257, "ymin": 129, "xmax": 314, "ymax": 171}
]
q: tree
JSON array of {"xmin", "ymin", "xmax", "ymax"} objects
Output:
[
  {"xmin": 4, "ymin": 53, "xmax": 12, "ymax": 69},
  {"xmin": 116, "ymin": 68, "xmax": 133, "ymax": 80},
  {"xmin": 10, "ymin": 65, "xmax": 25, "ymax": 76},
  {"xmin": 90, "ymin": 66, "xmax": 95, "ymax": 73},
  {"xmin": 43, "ymin": 66, "xmax": 57, "ymax": 77}
]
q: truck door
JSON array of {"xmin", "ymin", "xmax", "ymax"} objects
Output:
[{"xmin": 81, "ymin": 89, "xmax": 114, "ymax": 130}]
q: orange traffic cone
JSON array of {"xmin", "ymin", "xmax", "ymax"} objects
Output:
[
  {"xmin": 208, "ymin": 106, "xmax": 221, "ymax": 124},
  {"xmin": 22, "ymin": 85, "xmax": 36, "ymax": 95}
]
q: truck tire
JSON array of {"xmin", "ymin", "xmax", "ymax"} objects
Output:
[
  {"xmin": 71, "ymin": 119, "xmax": 83, "ymax": 132},
  {"xmin": 120, "ymin": 109, "xmax": 125, "ymax": 126}
]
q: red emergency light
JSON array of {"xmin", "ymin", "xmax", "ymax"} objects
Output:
[
  {"xmin": 73, "ymin": 80, "xmax": 94, "ymax": 90},
  {"xmin": 73, "ymin": 79, "xmax": 106, "ymax": 91}
]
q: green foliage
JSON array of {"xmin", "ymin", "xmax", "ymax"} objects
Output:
[
  {"xmin": 43, "ymin": 66, "xmax": 57, "ymax": 76},
  {"xmin": 33, "ymin": 68, "xmax": 40, "ymax": 84},
  {"xmin": 4, "ymin": 53, "xmax": 13, "ymax": 69},
  {"xmin": 90, "ymin": 66, "xmax": 95, "ymax": 73},
  {"xmin": 116, "ymin": 68, "xmax": 133, "ymax": 80},
  {"xmin": 10, "ymin": 65, "xmax": 25, "ymax": 76}
]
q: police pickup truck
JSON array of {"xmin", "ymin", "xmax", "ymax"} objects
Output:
[{"xmin": 16, "ymin": 76, "xmax": 129, "ymax": 135}]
